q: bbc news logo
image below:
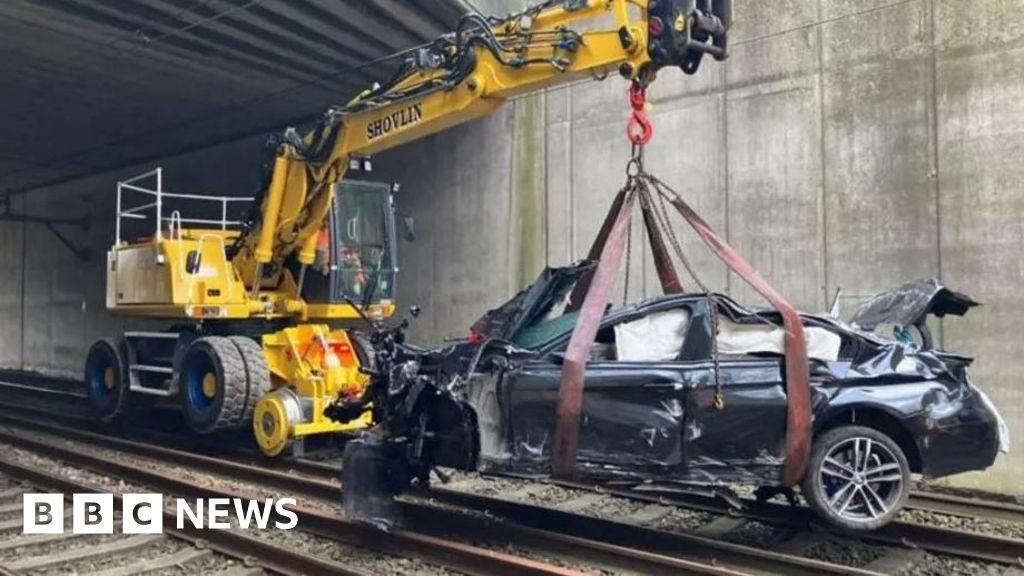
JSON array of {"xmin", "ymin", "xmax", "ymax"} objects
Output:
[{"xmin": 23, "ymin": 494, "xmax": 298, "ymax": 534}]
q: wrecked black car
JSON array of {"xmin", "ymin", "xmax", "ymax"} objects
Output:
[{"xmin": 336, "ymin": 262, "xmax": 1008, "ymax": 531}]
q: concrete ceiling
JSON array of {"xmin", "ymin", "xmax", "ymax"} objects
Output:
[{"xmin": 0, "ymin": 0, "xmax": 473, "ymax": 195}]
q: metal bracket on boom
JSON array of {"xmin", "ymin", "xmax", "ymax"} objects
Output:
[{"xmin": 648, "ymin": 0, "xmax": 731, "ymax": 74}]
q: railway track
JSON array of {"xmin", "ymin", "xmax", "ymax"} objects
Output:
[
  {"xmin": 906, "ymin": 490, "xmax": 1024, "ymax": 524},
  {"xmin": 3, "ymin": 380, "xmax": 1022, "ymax": 525},
  {"xmin": 0, "ymin": 416, "xmax": 886, "ymax": 576},
  {"xmin": 271, "ymin": 458, "xmax": 1024, "ymax": 569},
  {"xmin": 2, "ymin": 378, "xmax": 1023, "ymax": 574},
  {"xmin": 477, "ymin": 475, "xmax": 1024, "ymax": 566},
  {"xmin": 0, "ymin": 419, "xmax": 761, "ymax": 576},
  {"xmin": 0, "ymin": 378, "xmax": 87, "ymax": 399}
]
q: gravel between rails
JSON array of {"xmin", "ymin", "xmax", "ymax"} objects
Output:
[
  {"xmin": 717, "ymin": 520, "xmax": 785, "ymax": 548},
  {"xmin": 450, "ymin": 535, "xmax": 605, "ymax": 576},
  {"xmin": 899, "ymin": 507, "xmax": 1024, "ymax": 540},
  {"xmin": 0, "ymin": 532, "xmax": 124, "ymax": 564},
  {"xmin": 9, "ymin": 418, "xmax": 1024, "ymax": 576},
  {"xmin": 2, "ymin": 426, "xmax": 643, "ymax": 575},
  {"xmin": 917, "ymin": 481, "xmax": 1024, "ymax": 507},
  {"xmin": 646, "ymin": 508, "xmax": 718, "ymax": 532},
  {"xmin": 0, "ymin": 488, "xmax": 263, "ymax": 576},
  {"xmin": 577, "ymin": 494, "xmax": 649, "ymax": 520},
  {"xmin": 440, "ymin": 471, "xmax": 1022, "ymax": 576},
  {"xmin": 28, "ymin": 539, "xmax": 184, "ymax": 576},
  {"xmin": 0, "ymin": 450, "xmax": 268, "ymax": 576},
  {"xmin": 1, "ymin": 428, "xmax": 625, "ymax": 575},
  {"xmin": 895, "ymin": 552, "xmax": 1008, "ymax": 576},
  {"xmin": 802, "ymin": 536, "xmax": 889, "ymax": 568}
]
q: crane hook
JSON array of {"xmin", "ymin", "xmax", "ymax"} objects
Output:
[{"xmin": 626, "ymin": 82, "xmax": 653, "ymax": 145}]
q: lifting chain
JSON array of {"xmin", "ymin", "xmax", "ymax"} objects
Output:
[
  {"xmin": 622, "ymin": 85, "xmax": 725, "ymax": 411},
  {"xmin": 649, "ymin": 178, "xmax": 725, "ymax": 411}
]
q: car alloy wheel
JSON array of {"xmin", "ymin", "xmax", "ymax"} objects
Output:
[
  {"xmin": 819, "ymin": 436, "xmax": 904, "ymax": 522},
  {"xmin": 802, "ymin": 425, "xmax": 911, "ymax": 530}
]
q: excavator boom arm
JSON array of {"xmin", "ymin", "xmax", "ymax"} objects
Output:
[{"xmin": 231, "ymin": 0, "xmax": 730, "ymax": 308}]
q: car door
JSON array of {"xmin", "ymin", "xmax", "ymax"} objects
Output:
[
  {"xmin": 501, "ymin": 301, "xmax": 705, "ymax": 474},
  {"xmin": 683, "ymin": 315, "xmax": 789, "ymax": 480}
]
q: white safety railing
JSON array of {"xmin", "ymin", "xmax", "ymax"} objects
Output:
[{"xmin": 115, "ymin": 167, "xmax": 254, "ymax": 244}]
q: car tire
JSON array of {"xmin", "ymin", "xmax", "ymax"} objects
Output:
[
  {"xmin": 801, "ymin": 425, "xmax": 911, "ymax": 531},
  {"xmin": 348, "ymin": 331, "xmax": 375, "ymax": 373}
]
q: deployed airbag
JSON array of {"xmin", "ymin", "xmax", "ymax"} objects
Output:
[
  {"xmin": 614, "ymin": 309, "xmax": 690, "ymax": 361},
  {"xmin": 717, "ymin": 318, "xmax": 841, "ymax": 362}
]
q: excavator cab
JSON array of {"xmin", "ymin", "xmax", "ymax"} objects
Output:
[{"xmin": 301, "ymin": 180, "xmax": 399, "ymax": 309}]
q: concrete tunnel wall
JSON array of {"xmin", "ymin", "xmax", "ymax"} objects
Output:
[
  {"xmin": 0, "ymin": 0, "xmax": 1021, "ymax": 492},
  {"xmin": 0, "ymin": 135, "xmax": 267, "ymax": 377},
  {"xmin": 377, "ymin": 0, "xmax": 1024, "ymax": 493}
]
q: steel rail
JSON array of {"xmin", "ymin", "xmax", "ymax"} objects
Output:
[
  {"xmin": 0, "ymin": 457, "xmax": 373, "ymax": 576},
  {"xmin": 0, "ymin": 380, "xmax": 87, "ymax": 399},
  {"xmin": 907, "ymin": 491, "xmax": 1024, "ymax": 524},
  {"xmin": 0, "ymin": 426, "xmax": 672, "ymax": 576},
  {"xmin": 414, "ymin": 487, "xmax": 882, "ymax": 576},
  {"xmin": 270, "ymin": 456, "xmax": 1024, "ymax": 529},
  {"xmin": 0, "ymin": 417, "xmax": 873, "ymax": 576},
  {"xmin": 511, "ymin": 476, "xmax": 1024, "ymax": 566},
  {"xmin": 9, "ymin": 389, "xmax": 1020, "ymax": 526},
  {"xmin": 3, "ymin": 394, "xmax": 1022, "ymax": 564}
]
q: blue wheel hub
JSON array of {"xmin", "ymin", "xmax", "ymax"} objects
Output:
[{"xmin": 185, "ymin": 355, "xmax": 217, "ymax": 415}]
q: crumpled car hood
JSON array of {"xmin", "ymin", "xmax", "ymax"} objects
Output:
[{"xmin": 850, "ymin": 278, "xmax": 979, "ymax": 330}]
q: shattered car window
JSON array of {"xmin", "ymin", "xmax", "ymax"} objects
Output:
[
  {"xmin": 470, "ymin": 262, "xmax": 594, "ymax": 344},
  {"xmin": 513, "ymin": 310, "xmax": 580, "ymax": 349}
]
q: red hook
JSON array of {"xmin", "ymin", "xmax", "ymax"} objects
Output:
[
  {"xmin": 627, "ymin": 111, "xmax": 653, "ymax": 145},
  {"xmin": 627, "ymin": 83, "xmax": 653, "ymax": 145}
]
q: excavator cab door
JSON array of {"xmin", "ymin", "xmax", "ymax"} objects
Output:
[{"xmin": 327, "ymin": 180, "xmax": 399, "ymax": 305}]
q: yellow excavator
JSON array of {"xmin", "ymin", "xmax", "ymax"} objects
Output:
[{"xmin": 85, "ymin": 0, "xmax": 730, "ymax": 456}]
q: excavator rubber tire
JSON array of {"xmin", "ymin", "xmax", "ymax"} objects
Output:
[
  {"xmin": 226, "ymin": 335, "xmax": 271, "ymax": 428},
  {"xmin": 84, "ymin": 338, "xmax": 131, "ymax": 424},
  {"xmin": 179, "ymin": 336, "xmax": 247, "ymax": 433}
]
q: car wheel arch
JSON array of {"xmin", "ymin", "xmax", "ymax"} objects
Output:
[{"xmin": 813, "ymin": 405, "xmax": 922, "ymax": 474}]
